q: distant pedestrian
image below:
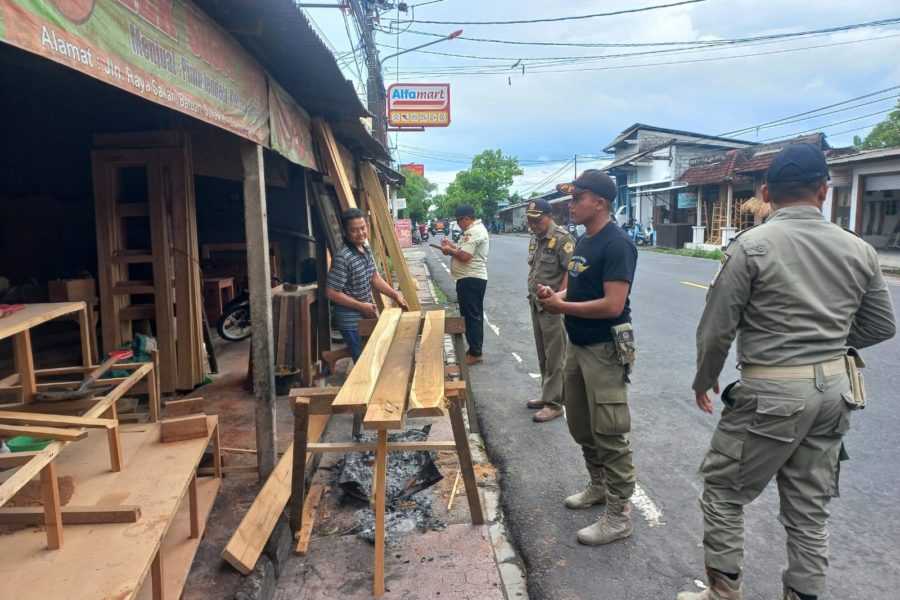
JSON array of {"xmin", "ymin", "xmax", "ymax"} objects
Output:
[
  {"xmin": 441, "ymin": 204, "xmax": 490, "ymax": 365},
  {"xmin": 525, "ymin": 199, "xmax": 575, "ymax": 423},
  {"xmin": 539, "ymin": 170, "xmax": 638, "ymax": 546},
  {"xmin": 679, "ymin": 144, "xmax": 896, "ymax": 600},
  {"xmin": 326, "ymin": 209, "xmax": 409, "ymax": 361}
]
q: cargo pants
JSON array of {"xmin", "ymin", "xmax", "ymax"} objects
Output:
[
  {"xmin": 699, "ymin": 369, "xmax": 851, "ymax": 596},
  {"xmin": 564, "ymin": 342, "xmax": 636, "ymax": 504},
  {"xmin": 530, "ymin": 300, "xmax": 566, "ymax": 409}
]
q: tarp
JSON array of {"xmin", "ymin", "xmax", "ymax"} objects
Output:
[
  {"xmin": 268, "ymin": 77, "xmax": 317, "ymax": 171},
  {"xmin": 0, "ymin": 0, "xmax": 269, "ymax": 144}
]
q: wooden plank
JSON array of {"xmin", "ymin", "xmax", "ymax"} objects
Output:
[
  {"xmin": 294, "ymin": 484, "xmax": 324, "ymax": 555},
  {"xmin": 373, "ymin": 430, "xmax": 388, "ymax": 597},
  {"xmin": 40, "ymin": 461, "xmax": 63, "ymax": 549},
  {"xmin": 363, "ymin": 312, "xmax": 422, "ymax": 430},
  {"xmin": 358, "ymin": 315, "xmax": 464, "ymax": 338},
  {"xmin": 290, "ymin": 397, "xmax": 309, "ymax": 532},
  {"xmin": 0, "ymin": 505, "xmax": 141, "ymax": 525},
  {"xmin": 0, "ymin": 424, "xmax": 88, "ymax": 442},
  {"xmin": 360, "ymin": 163, "xmax": 421, "ymax": 311},
  {"xmin": 160, "ymin": 415, "xmax": 209, "ymax": 443},
  {"xmin": 447, "ymin": 396, "xmax": 485, "ymax": 525},
  {"xmin": 188, "ymin": 474, "xmax": 200, "ymax": 538},
  {"xmin": 312, "ymin": 119, "xmax": 357, "ymax": 211},
  {"xmin": 112, "ymin": 281, "xmax": 156, "ymax": 295},
  {"xmin": 408, "ymin": 310, "xmax": 446, "ymax": 418},
  {"xmin": 0, "ymin": 302, "xmax": 86, "ymax": 341},
  {"xmin": 118, "ymin": 305, "xmax": 156, "ymax": 321},
  {"xmin": 0, "ymin": 451, "xmax": 41, "ymax": 469},
  {"xmin": 0, "ymin": 411, "xmax": 116, "ymax": 429},
  {"xmin": 164, "ymin": 397, "xmax": 205, "ymax": 417},
  {"xmin": 331, "ymin": 308, "xmax": 402, "ymax": 413},
  {"xmin": 288, "ymin": 387, "xmax": 340, "ymax": 399},
  {"xmin": 306, "ymin": 441, "xmax": 457, "ymax": 453},
  {"xmin": 222, "ymin": 442, "xmax": 295, "ymax": 575},
  {"xmin": 151, "ymin": 549, "xmax": 164, "ymax": 600}
]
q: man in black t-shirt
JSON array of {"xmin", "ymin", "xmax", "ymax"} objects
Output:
[{"xmin": 538, "ymin": 170, "xmax": 638, "ymax": 546}]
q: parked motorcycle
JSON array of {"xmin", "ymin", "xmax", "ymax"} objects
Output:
[{"xmin": 217, "ymin": 278, "xmax": 281, "ymax": 342}]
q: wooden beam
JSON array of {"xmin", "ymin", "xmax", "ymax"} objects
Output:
[
  {"xmin": 0, "ymin": 505, "xmax": 141, "ymax": 525},
  {"xmin": 40, "ymin": 461, "xmax": 63, "ymax": 549},
  {"xmin": 222, "ymin": 441, "xmax": 295, "ymax": 575},
  {"xmin": 13, "ymin": 331, "xmax": 36, "ymax": 403},
  {"xmin": 447, "ymin": 396, "xmax": 484, "ymax": 526},
  {"xmin": 313, "ymin": 119, "xmax": 357, "ymax": 211},
  {"xmin": 373, "ymin": 430, "xmax": 388, "ymax": 597},
  {"xmin": 0, "ymin": 451, "xmax": 41, "ymax": 469},
  {"xmin": 242, "ymin": 140, "xmax": 277, "ymax": 478},
  {"xmin": 331, "ymin": 309, "xmax": 402, "ymax": 413},
  {"xmin": 0, "ymin": 411, "xmax": 116, "ymax": 430},
  {"xmin": 160, "ymin": 415, "xmax": 209, "ymax": 443},
  {"xmin": 294, "ymin": 484, "xmax": 325, "ymax": 555},
  {"xmin": 407, "ymin": 311, "xmax": 446, "ymax": 418},
  {"xmin": 363, "ymin": 312, "xmax": 422, "ymax": 430},
  {"xmin": 358, "ymin": 315, "xmax": 463, "ymax": 337},
  {"xmin": 290, "ymin": 398, "xmax": 309, "ymax": 532},
  {"xmin": 0, "ymin": 424, "xmax": 87, "ymax": 442},
  {"xmin": 306, "ymin": 440, "xmax": 457, "ymax": 453}
]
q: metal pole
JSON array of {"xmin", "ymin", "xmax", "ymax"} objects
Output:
[{"xmin": 241, "ymin": 141, "xmax": 277, "ymax": 479}]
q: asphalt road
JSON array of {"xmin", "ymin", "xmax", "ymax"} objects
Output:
[{"xmin": 424, "ymin": 233, "xmax": 900, "ymax": 600}]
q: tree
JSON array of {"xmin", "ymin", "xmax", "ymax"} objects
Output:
[
  {"xmin": 396, "ymin": 172, "xmax": 436, "ymax": 223},
  {"xmin": 443, "ymin": 149, "xmax": 523, "ymax": 218},
  {"xmin": 854, "ymin": 101, "xmax": 900, "ymax": 149}
]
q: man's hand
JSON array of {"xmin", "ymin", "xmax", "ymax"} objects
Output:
[
  {"xmin": 694, "ymin": 382, "xmax": 719, "ymax": 414},
  {"xmin": 359, "ymin": 302, "xmax": 379, "ymax": 319},
  {"xmin": 538, "ymin": 290, "xmax": 566, "ymax": 314},
  {"xmin": 393, "ymin": 292, "xmax": 409, "ymax": 311},
  {"xmin": 440, "ymin": 238, "xmax": 456, "ymax": 256},
  {"xmin": 535, "ymin": 284, "xmax": 554, "ymax": 300}
]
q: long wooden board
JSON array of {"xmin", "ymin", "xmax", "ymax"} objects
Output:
[
  {"xmin": 360, "ymin": 163, "xmax": 421, "ymax": 311},
  {"xmin": 363, "ymin": 312, "xmax": 422, "ymax": 430},
  {"xmin": 0, "ymin": 411, "xmax": 116, "ymax": 429},
  {"xmin": 313, "ymin": 119, "xmax": 357, "ymax": 211},
  {"xmin": 0, "ymin": 505, "xmax": 141, "ymax": 525},
  {"xmin": 0, "ymin": 424, "xmax": 87, "ymax": 442},
  {"xmin": 0, "ymin": 302, "xmax": 86, "ymax": 341},
  {"xmin": 407, "ymin": 310, "xmax": 446, "ymax": 418},
  {"xmin": 331, "ymin": 308, "xmax": 402, "ymax": 413}
]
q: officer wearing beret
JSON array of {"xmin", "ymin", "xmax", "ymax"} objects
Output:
[
  {"xmin": 525, "ymin": 199, "xmax": 575, "ymax": 423},
  {"xmin": 679, "ymin": 144, "xmax": 896, "ymax": 600}
]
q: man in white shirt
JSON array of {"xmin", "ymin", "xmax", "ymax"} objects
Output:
[{"xmin": 441, "ymin": 204, "xmax": 490, "ymax": 365}]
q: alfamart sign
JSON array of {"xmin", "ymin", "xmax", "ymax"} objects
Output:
[
  {"xmin": 0, "ymin": 0, "xmax": 270, "ymax": 144},
  {"xmin": 387, "ymin": 83, "xmax": 450, "ymax": 128}
]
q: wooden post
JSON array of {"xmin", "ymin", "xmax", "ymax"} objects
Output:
[
  {"xmin": 373, "ymin": 429, "xmax": 388, "ymax": 597},
  {"xmin": 188, "ymin": 474, "xmax": 200, "ymax": 539},
  {"xmin": 447, "ymin": 395, "xmax": 485, "ymax": 525},
  {"xmin": 40, "ymin": 461, "xmax": 63, "ymax": 549},
  {"xmin": 151, "ymin": 549, "xmax": 165, "ymax": 600},
  {"xmin": 290, "ymin": 398, "xmax": 310, "ymax": 532},
  {"xmin": 212, "ymin": 421, "xmax": 223, "ymax": 479},
  {"xmin": 242, "ymin": 141, "xmax": 278, "ymax": 479},
  {"xmin": 315, "ymin": 232, "xmax": 331, "ymax": 356},
  {"xmin": 451, "ymin": 333, "xmax": 479, "ymax": 435},
  {"xmin": 149, "ymin": 349, "xmax": 161, "ymax": 423},
  {"xmin": 13, "ymin": 331, "xmax": 36, "ymax": 404},
  {"xmin": 725, "ymin": 183, "xmax": 734, "ymax": 229},
  {"xmin": 76, "ymin": 304, "xmax": 94, "ymax": 367}
]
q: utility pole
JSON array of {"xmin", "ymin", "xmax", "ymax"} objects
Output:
[{"xmin": 349, "ymin": 0, "xmax": 388, "ymax": 146}]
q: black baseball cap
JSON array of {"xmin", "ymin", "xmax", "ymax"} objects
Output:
[
  {"xmin": 766, "ymin": 143, "xmax": 829, "ymax": 184},
  {"xmin": 454, "ymin": 204, "xmax": 476, "ymax": 218},
  {"xmin": 526, "ymin": 199, "xmax": 553, "ymax": 218},
  {"xmin": 557, "ymin": 169, "xmax": 617, "ymax": 202}
]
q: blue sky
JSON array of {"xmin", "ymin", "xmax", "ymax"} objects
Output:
[{"xmin": 305, "ymin": 0, "xmax": 900, "ymax": 193}]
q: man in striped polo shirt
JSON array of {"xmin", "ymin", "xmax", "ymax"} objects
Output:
[{"xmin": 326, "ymin": 208, "xmax": 408, "ymax": 361}]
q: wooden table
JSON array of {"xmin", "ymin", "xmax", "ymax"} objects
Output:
[
  {"xmin": 0, "ymin": 417, "xmax": 222, "ymax": 600},
  {"xmin": 289, "ymin": 309, "xmax": 484, "ymax": 597},
  {"xmin": 203, "ymin": 277, "xmax": 235, "ymax": 323}
]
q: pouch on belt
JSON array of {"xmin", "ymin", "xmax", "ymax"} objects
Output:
[
  {"xmin": 844, "ymin": 348, "xmax": 866, "ymax": 410},
  {"xmin": 610, "ymin": 323, "xmax": 637, "ymax": 383}
]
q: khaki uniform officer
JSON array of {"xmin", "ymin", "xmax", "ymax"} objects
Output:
[
  {"xmin": 679, "ymin": 144, "xmax": 896, "ymax": 600},
  {"xmin": 525, "ymin": 199, "xmax": 575, "ymax": 423},
  {"xmin": 538, "ymin": 170, "xmax": 638, "ymax": 546}
]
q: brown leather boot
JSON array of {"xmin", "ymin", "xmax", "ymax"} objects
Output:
[
  {"xmin": 676, "ymin": 568, "xmax": 742, "ymax": 600},
  {"xmin": 464, "ymin": 353, "xmax": 483, "ymax": 366},
  {"xmin": 533, "ymin": 405, "xmax": 563, "ymax": 422}
]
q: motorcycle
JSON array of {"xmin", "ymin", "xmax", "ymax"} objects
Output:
[
  {"xmin": 418, "ymin": 223, "xmax": 429, "ymax": 241},
  {"xmin": 217, "ymin": 278, "xmax": 281, "ymax": 342}
]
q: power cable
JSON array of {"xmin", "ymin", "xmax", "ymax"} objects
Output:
[
  {"xmin": 758, "ymin": 108, "xmax": 897, "ymax": 142},
  {"xmin": 396, "ymin": 0, "xmax": 706, "ymax": 25}
]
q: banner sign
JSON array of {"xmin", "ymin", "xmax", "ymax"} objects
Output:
[
  {"xmin": 268, "ymin": 78, "xmax": 317, "ymax": 171},
  {"xmin": 400, "ymin": 163, "xmax": 424, "ymax": 177},
  {"xmin": 0, "ymin": 0, "xmax": 270, "ymax": 144},
  {"xmin": 387, "ymin": 83, "xmax": 450, "ymax": 128},
  {"xmin": 394, "ymin": 218, "xmax": 412, "ymax": 248},
  {"xmin": 676, "ymin": 191, "xmax": 698, "ymax": 209}
]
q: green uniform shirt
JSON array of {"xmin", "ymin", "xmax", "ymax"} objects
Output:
[
  {"xmin": 527, "ymin": 224, "xmax": 575, "ymax": 299},
  {"xmin": 693, "ymin": 205, "xmax": 896, "ymax": 392}
]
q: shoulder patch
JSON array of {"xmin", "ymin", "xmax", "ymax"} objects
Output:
[
  {"xmin": 740, "ymin": 238, "xmax": 770, "ymax": 256},
  {"xmin": 548, "ymin": 237, "xmax": 557, "ymax": 249},
  {"xmin": 563, "ymin": 240, "xmax": 574, "ymax": 254}
]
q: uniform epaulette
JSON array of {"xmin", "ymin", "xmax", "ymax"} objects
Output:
[
  {"xmin": 841, "ymin": 226, "xmax": 861, "ymax": 238},
  {"xmin": 724, "ymin": 223, "xmax": 763, "ymax": 250}
]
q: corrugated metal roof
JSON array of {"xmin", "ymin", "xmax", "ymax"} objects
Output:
[
  {"xmin": 827, "ymin": 146, "xmax": 900, "ymax": 165},
  {"xmin": 603, "ymin": 123, "xmax": 756, "ymax": 152},
  {"xmin": 195, "ymin": 0, "xmax": 388, "ymax": 161}
]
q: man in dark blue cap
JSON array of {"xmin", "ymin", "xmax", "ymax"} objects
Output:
[{"xmin": 680, "ymin": 143, "xmax": 895, "ymax": 600}]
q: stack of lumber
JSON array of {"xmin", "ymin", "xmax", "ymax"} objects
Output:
[
  {"xmin": 272, "ymin": 285, "xmax": 317, "ymax": 386},
  {"xmin": 93, "ymin": 131, "xmax": 206, "ymax": 394}
]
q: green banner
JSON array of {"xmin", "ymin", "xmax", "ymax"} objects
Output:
[
  {"xmin": 0, "ymin": 0, "xmax": 269, "ymax": 144},
  {"xmin": 268, "ymin": 77, "xmax": 318, "ymax": 171}
]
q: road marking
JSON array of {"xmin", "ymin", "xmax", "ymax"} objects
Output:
[
  {"xmin": 440, "ymin": 262, "xmax": 451, "ymax": 274},
  {"xmin": 511, "ymin": 352, "xmax": 523, "ymax": 363},
  {"xmin": 528, "ymin": 373, "xmax": 541, "ymax": 379},
  {"xmin": 680, "ymin": 280, "xmax": 709, "ymax": 290},
  {"xmin": 484, "ymin": 315, "xmax": 500, "ymax": 336},
  {"xmin": 632, "ymin": 483, "xmax": 665, "ymax": 527}
]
